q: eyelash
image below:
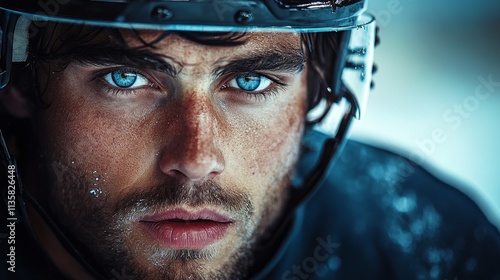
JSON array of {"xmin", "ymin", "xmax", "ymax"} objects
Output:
[
  {"xmin": 222, "ymin": 73, "xmax": 287, "ymax": 102},
  {"xmin": 94, "ymin": 67, "xmax": 157, "ymax": 97},
  {"xmin": 95, "ymin": 68, "xmax": 288, "ymax": 101}
]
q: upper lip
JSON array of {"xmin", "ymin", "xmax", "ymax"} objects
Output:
[{"xmin": 140, "ymin": 208, "xmax": 233, "ymax": 223}]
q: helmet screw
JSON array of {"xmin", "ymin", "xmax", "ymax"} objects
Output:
[
  {"xmin": 151, "ymin": 6, "xmax": 173, "ymax": 21},
  {"xmin": 234, "ymin": 10, "xmax": 254, "ymax": 24}
]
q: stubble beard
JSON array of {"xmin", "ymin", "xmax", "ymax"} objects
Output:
[{"xmin": 45, "ymin": 164, "xmax": 293, "ymax": 280}]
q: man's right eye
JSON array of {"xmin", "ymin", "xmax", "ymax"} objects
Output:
[{"xmin": 103, "ymin": 69, "xmax": 149, "ymax": 89}]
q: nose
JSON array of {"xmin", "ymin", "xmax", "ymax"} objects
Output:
[{"xmin": 158, "ymin": 95, "xmax": 225, "ymax": 181}]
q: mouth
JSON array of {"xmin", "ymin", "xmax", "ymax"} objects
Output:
[{"xmin": 139, "ymin": 208, "xmax": 233, "ymax": 250}]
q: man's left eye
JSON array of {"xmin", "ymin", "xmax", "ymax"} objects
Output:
[
  {"xmin": 103, "ymin": 69, "xmax": 149, "ymax": 88},
  {"xmin": 228, "ymin": 73, "xmax": 272, "ymax": 92}
]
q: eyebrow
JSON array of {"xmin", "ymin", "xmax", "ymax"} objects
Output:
[
  {"xmin": 214, "ymin": 51, "xmax": 306, "ymax": 78},
  {"xmin": 68, "ymin": 46, "xmax": 305, "ymax": 78},
  {"xmin": 68, "ymin": 46, "xmax": 179, "ymax": 76}
]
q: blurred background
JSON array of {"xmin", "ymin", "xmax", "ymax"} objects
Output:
[{"xmin": 351, "ymin": 0, "xmax": 500, "ymax": 228}]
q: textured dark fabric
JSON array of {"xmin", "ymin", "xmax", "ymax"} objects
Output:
[
  {"xmin": 251, "ymin": 130, "xmax": 500, "ymax": 280},
  {"xmin": 3, "ymin": 131, "xmax": 500, "ymax": 279}
]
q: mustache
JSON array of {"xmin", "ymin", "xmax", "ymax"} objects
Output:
[{"xmin": 114, "ymin": 179, "xmax": 254, "ymax": 217}]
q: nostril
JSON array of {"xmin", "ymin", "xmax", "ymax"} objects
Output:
[
  {"xmin": 163, "ymin": 169, "xmax": 186, "ymax": 180},
  {"xmin": 158, "ymin": 149, "xmax": 225, "ymax": 181}
]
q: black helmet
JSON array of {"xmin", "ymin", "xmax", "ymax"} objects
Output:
[
  {"xmin": 1, "ymin": 0, "xmax": 374, "ymax": 109},
  {"xmin": 1, "ymin": 0, "xmax": 375, "ymax": 162}
]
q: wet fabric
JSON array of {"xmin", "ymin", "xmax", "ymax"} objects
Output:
[{"xmin": 251, "ymin": 130, "xmax": 500, "ymax": 280}]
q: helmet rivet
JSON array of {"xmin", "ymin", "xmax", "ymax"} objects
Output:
[
  {"xmin": 234, "ymin": 10, "xmax": 254, "ymax": 24},
  {"xmin": 151, "ymin": 6, "xmax": 173, "ymax": 21}
]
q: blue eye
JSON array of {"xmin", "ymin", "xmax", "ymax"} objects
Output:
[
  {"xmin": 229, "ymin": 73, "xmax": 272, "ymax": 92},
  {"xmin": 103, "ymin": 69, "xmax": 149, "ymax": 88}
]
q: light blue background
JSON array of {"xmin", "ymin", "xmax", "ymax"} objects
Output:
[{"xmin": 351, "ymin": 0, "xmax": 500, "ymax": 228}]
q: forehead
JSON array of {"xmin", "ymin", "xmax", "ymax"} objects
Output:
[
  {"xmin": 40, "ymin": 23, "xmax": 306, "ymax": 72},
  {"xmin": 120, "ymin": 29, "xmax": 303, "ymax": 63},
  {"xmin": 124, "ymin": 29, "xmax": 301, "ymax": 48},
  {"xmin": 40, "ymin": 23, "xmax": 302, "ymax": 53}
]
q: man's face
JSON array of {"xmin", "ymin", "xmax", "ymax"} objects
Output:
[{"xmin": 34, "ymin": 27, "xmax": 307, "ymax": 279}]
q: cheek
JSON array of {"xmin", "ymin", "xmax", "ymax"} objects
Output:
[
  {"xmin": 38, "ymin": 86, "xmax": 154, "ymax": 199},
  {"xmin": 224, "ymin": 98, "xmax": 306, "ymax": 234},
  {"xmin": 236, "ymin": 77, "xmax": 307, "ymax": 177},
  {"xmin": 223, "ymin": 91, "xmax": 307, "ymax": 204},
  {"xmin": 234, "ymin": 107, "xmax": 304, "ymax": 177}
]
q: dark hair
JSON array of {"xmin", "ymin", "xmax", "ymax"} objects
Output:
[
  {"xmin": 3, "ymin": 25, "xmax": 339, "ymax": 162},
  {"xmin": 14, "ymin": 21, "xmax": 339, "ymax": 112}
]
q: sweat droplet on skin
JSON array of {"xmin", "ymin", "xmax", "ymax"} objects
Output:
[
  {"xmin": 89, "ymin": 188, "xmax": 103, "ymax": 198},
  {"xmin": 89, "ymin": 170, "xmax": 106, "ymax": 188},
  {"xmin": 92, "ymin": 176, "xmax": 107, "ymax": 187}
]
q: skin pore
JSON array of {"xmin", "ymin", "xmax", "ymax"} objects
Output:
[{"xmin": 29, "ymin": 28, "xmax": 309, "ymax": 279}]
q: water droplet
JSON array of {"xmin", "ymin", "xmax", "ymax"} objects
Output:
[
  {"xmin": 327, "ymin": 256, "xmax": 341, "ymax": 271},
  {"xmin": 392, "ymin": 195, "xmax": 416, "ymax": 213},
  {"xmin": 429, "ymin": 265, "xmax": 440, "ymax": 279},
  {"xmin": 389, "ymin": 226, "xmax": 414, "ymax": 250},
  {"xmin": 89, "ymin": 188, "xmax": 103, "ymax": 198},
  {"xmin": 410, "ymin": 220, "xmax": 424, "ymax": 236}
]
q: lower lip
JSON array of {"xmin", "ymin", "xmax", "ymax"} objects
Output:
[{"xmin": 140, "ymin": 220, "xmax": 231, "ymax": 250}]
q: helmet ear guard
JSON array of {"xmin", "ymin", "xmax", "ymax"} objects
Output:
[
  {"xmin": 295, "ymin": 13, "xmax": 376, "ymax": 203},
  {"xmin": 306, "ymin": 13, "xmax": 375, "ymax": 137},
  {"xmin": 0, "ymin": 9, "xmax": 18, "ymax": 89}
]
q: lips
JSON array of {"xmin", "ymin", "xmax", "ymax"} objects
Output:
[{"xmin": 139, "ymin": 208, "xmax": 233, "ymax": 250}]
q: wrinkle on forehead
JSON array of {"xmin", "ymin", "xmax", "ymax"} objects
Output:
[{"xmin": 121, "ymin": 30, "xmax": 303, "ymax": 68}]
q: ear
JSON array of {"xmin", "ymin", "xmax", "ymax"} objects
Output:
[{"xmin": 1, "ymin": 84, "xmax": 33, "ymax": 118}]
